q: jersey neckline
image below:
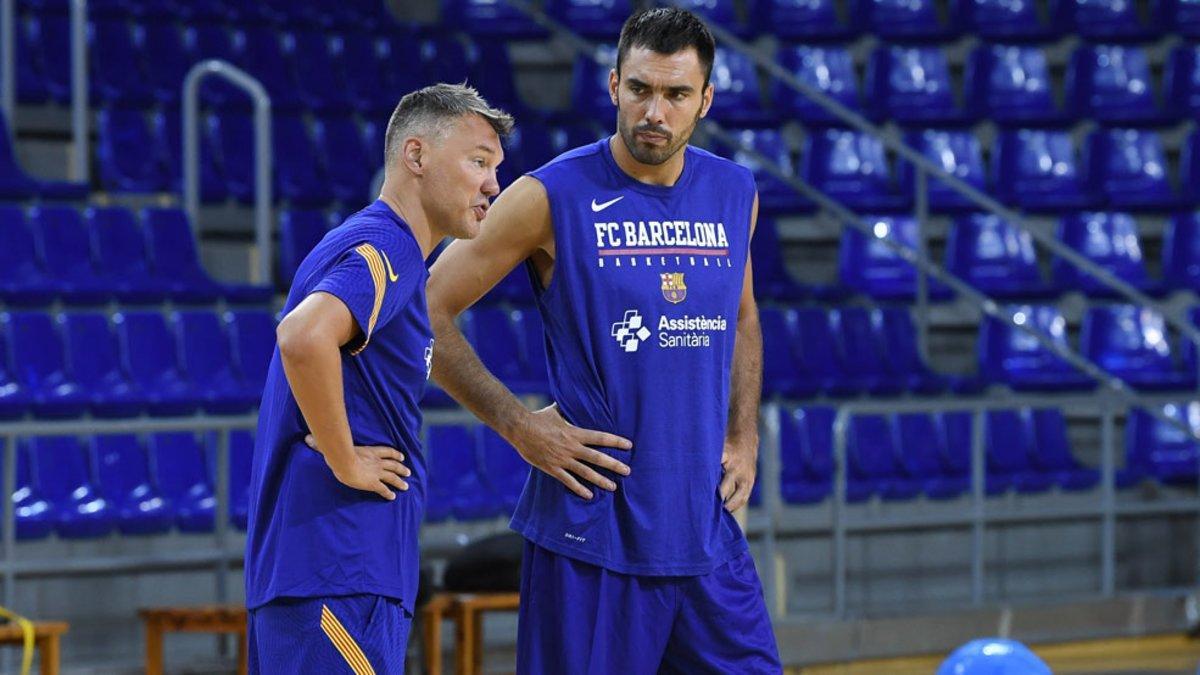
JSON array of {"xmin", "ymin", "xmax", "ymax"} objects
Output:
[{"xmin": 598, "ymin": 136, "xmax": 697, "ymax": 198}]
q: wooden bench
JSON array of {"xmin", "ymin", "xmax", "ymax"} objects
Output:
[
  {"xmin": 139, "ymin": 605, "xmax": 247, "ymax": 675},
  {"xmin": 422, "ymin": 592, "xmax": 520, "ymax": 675},
  {"xmin": 0, "ymin": 621, "xmax": 68, "ymax": 675}
]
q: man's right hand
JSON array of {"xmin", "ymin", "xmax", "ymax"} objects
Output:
[
  {"xmin": 510, "ymin": 404, "xmax": 632, "ymax": 500},
  {"xmin": 305, "ymin": 434, "xmax": 411, "ymax": 500}
]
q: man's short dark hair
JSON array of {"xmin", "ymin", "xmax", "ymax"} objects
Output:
[
  {"xmin": 616, "ymin": 8, "xmax": 716, "ymax": 86},
  {"xmin": 383, "ymin": 83, "xmax": 514, "ymax": 168}
]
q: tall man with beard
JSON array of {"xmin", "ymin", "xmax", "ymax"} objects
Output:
[{"xmin": 427, "ymin": 9, "xmax": 781, "ymax": 673}]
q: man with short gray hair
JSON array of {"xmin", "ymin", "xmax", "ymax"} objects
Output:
[{"xmin": 244, "ymin": 83, "xmax": 510, "ymax": 674}]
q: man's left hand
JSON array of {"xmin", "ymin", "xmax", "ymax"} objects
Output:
[{"xmin": 719, "ymin": 438, "xmax": 758, "ymax": 513}]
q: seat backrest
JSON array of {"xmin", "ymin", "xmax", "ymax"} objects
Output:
[
  {"xmin": 707, "ymin": 48, "xmax": 763, "ymax": 118},
  {"xmin": 0, "ymin": 207, "xmax": 41, "ymax": 280},
  {"xmin": 3, "ymin": 311, "xmax": 68, "ymax": 387},
  {"xmin": 895, "ymin": 413, "xmax": 945, "ymax": 476},
  {"xmin": 946, "ymin": 213, "xmax": 1041, "ymax": 286},
  {"xmin": 477, "ymin": 425, "xmax": 527, "ymax": 502},
  {"xmin": 60, "ymin": 312, "xmax": 122, "ymax": 386},
  {"xmin": 1068, "ymin": 45, "xmax": 1155, "ymax": 118},
  {"xmin": 805, "ymin": 129, "xmax": 893, "ymax": 192},
  {"xmin": 91, "ymin": 434, "xmax": 152, "ymax": 496},
  {"xmin": 148, "ymin": 432, "xmax": 212, "ymax": 498},
  {"xmin": 937, "ymin": 411, "xmax": 973, "ymax": 476},
  {"xmin": 28, "ymin": 435, "xmax": 94, "ymax": 501},
  {"xmin": 1125, "ymin": 403, "xmax": 1200, "ymax": 472},
  {"xmin": 87, "ymin": 205, "xmax": 150, "ymax": 277},
  {"xmin": 829, "ymin": 307, "xmax": 887, "ymax": 379},
  {"xmin": 1029, "ymin": 408, "xmax": 1076, "ymax": 470},
  {"xmin": 870, "ymin": 45, "xmax": 954, "ymax": 114},
  {"xmin": 426, "ymin": 425, "xmax": 482, "ymax": 495},
  {"xmin": 776, "ymin": 45, "xmax": 859, "ymax": 120},
  {"xmin": 1054, "ymin": 212, "xmax": 1148, "ymax": 289},
  {"xmin": 28, "ymin": 205, "xmax": 95, "ymax": 275},
  {"xmin": 114, "ymin": 311, "xmax": 182, "ymax": 385},
  {"xmin": 798, "ymin": 407, "xmax": 835, "ymax": 480},
  {"xmin": 466, "ymin": 308, "xmax": 524, "ymax": 380},
  {"xmin": 720, "ymin": 128, "xmax": 795, "ymax": 194},
  {"xmin": 840, "ymin": 215, "xmax": 919, "ymax": 292},
  {"xmin": 985, "ymin": 410, "xmax": 1035, "ymax": 473},
  {"xmin": 1081, "ymin": 305, "xmax": 1175, "ymax": 371},
  {"xmin": 1087, "ymin": 128, "xmax": 1170, "ymax": 193},
  {"xmin": 794, "ymin": 308, "xmax": 843, "ymax": 380},
  {"xmin": 903, "ymin": 129, "xmax": 985, "ymax": 191},
  {"xmin": 995, "ymin": 129, "xmax": 1082, "ymax": 190},
  {"xmin": 759, "ymin": 307, "xmax": 805, "ymax": 391},
  {"xmin": 875, "ymin": 307, "xmax": 927, "ymax": 377},
  {"xmin": 278, "ymin": 210, "xmax": 329, "ymax": 286},
  {"xmin": 1163, "ymin": 212, "xmax": 1200, "ymax": 285},
  {"xmin": 979, "ymin": 305, "xmax": 1073, "ymax": 381},
  {"xmin": 847, "ymin": 415, "xmax": 900, "ymax": 480},
  {"xmin": 173, "ymin": 310, "xmax": 236, "ymax": 384},
  {"xmin": 967, "ymin": 45, "xmax": 1054, "ymax": 117},
  {"xmin": 141, "ymin": 207, "xmax": 204, "ymax": 277},
  {"xmin": 1166, "ymin": 45, "xmax": 1200, "ymax": 115},
  {"xmin": 510, "ymin": 306, "xmax": 548, "ymax": 381}
]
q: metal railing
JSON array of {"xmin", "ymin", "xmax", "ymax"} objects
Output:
[{"xmin": 182, "ymin": 60, "xmax": 274, "ymax": 286}]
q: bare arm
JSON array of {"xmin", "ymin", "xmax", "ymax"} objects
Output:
[
  {"xmin": 719, "ymin": 195, "xmax": 763, "ymax": 513},
  {"xmin": 276, "ymin": 292, "xmax": 410, "ymax": 499},
  {"xmin": 427, "ymin": 176, "xmax": 632, "ymax": 500}
]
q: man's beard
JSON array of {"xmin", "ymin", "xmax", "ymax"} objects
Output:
[{"xmin": 616, "ymin": 106, "xmax": 701, "ymax": 166}]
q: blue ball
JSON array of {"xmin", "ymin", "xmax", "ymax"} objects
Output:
[{"xmin": 937, "ymin": 639, "xmax": 1052, "ymax": 675}]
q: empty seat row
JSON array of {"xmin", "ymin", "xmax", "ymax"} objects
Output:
[
  {"xmin": 722, "ymin": 126, "xmax": 1200, "ymax": 216},
  {"xmin": 1, "ymin": 430, "xmax": 251, "ymax": 539},
  {"xmin": 0, "ymin": 204, "xmax": 270, "ymax": 305},
  {"xmin": 575, "ymin": 44, "xmax": 1200, "ymax": 129},
  {"xmin": 755, "ymin": 211, "xmax": 1200, "ymax": 303},
  {"xmin": 0, "ymin": 309, "xmax": 274, "ymax": 419},
  {"xmin": 29, "ymin": 0, "xmax": 384, "ymax": 30},
  {"xmin": 456, "ymin": 0, "xmax": 1200, "ymax": 41}
]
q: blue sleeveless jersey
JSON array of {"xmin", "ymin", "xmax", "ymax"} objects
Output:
[{"xmin": 512, "ymin": 138, "xmax": 756, "ymax": 576}]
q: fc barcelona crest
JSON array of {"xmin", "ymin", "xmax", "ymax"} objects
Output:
[{"xmin": 661, "ymin": 272, "xmax": 687, "ymax": 304}]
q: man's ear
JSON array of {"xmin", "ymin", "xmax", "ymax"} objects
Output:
[
  {"xmin": 609, "ymin": 68, "xmax": 619, "ymax": 106},
  {"xmin": 699, "ymin": 82, "xmax": 714, "ymax": 119},
  {"xmin": 402, "ymin": 137, "xmax": 425, "ymax": 175}
]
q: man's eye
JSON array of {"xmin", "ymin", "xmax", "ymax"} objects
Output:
[{"xmin": 474, "ymin": 158, "xmax": 486, "ymax": 167}]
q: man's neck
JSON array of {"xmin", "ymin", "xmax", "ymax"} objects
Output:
[
  {"xmin": 608, "ymin": 135, "xmax": 685, "ymax": 187},
  {"xmin": 378, "ymin": 184, "xmax": 438, "ymax": 259}
]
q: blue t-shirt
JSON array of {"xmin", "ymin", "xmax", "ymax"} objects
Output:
[
  {"xmin": 244, "ymin": 200, "xmax": 432, "ymax": 611},
  {"xmin": 512, "ymin": 139, "xmax": 756, "ymax": 576}
]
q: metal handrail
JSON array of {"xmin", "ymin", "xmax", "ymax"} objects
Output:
[
  {"xmin": 1, "ymin": 0, "xmax": 13, "ymax": 139},
  {"xmin": 70, "ymin": 0, "xmax": 87, "ymax": 183},
  {"xmin": 182, "ymin": 60, "xmax": 273, "ymax": 286}
]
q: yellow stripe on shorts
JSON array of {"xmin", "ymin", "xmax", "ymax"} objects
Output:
[
  {"xmin": 320, "ymin": 604, "xmax": 376, "ymax": 675},
  {"xmin": 350, "ymin": 243, "xmax": 387, "ymax": 356}
]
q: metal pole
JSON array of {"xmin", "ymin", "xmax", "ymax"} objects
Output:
[
  {"xmin": 760, "ymin": 403, "xmax": 783, "ymax": 620},
  {"xmin": 215, "ymin": 428, "xmax": 230, "ymax": 604},
  {"xmin": 253, "ymin": 94, "xmax": 273, "ymax": 286},
  {"xmin": 1, "ymin": 0, "xmax": 14, "ymax": 135},
  {"xmin": 914, "ymin": 166, "xmax": 930, "ymax": 361},
  {"xmin": 2, "ymin": 434, "xmax": 16, "ymax": 612},
  {"xmin": 971, "ymin": 409, "xmax": 986, "ymax": 606},
  {"xmin": 833, "ymin": 408, "xmax": 848, "ymax": 618},
  {"xmin": 1100, "ymin": 403, "xmax": 1116, "ymax": 596},
  {"xmin": 70, "ymin": 0, "xmax": 88, "ymax": 184}
]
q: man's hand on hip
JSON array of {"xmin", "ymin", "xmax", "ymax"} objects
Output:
[
  {"xmin": 305, "ymin": 434, "xmax": 411, "ymax": 500},
  {"xmin": 511, "ymin": 403, "xmax": 632, "ymax": 501}
]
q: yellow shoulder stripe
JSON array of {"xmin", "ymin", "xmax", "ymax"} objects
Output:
[
  {"xmin": 351, "ymin": 243, "xmax": 387, "ymax": 356},
  {"xmin": 320, "ymin": 604, "xmax": 377, "ymax": 675}
]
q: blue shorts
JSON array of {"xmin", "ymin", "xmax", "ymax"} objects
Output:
[
  {"xmin": 248, "ymin": 594, "xmax": 411, "ymax": 675},
  {"xmin": 517, "ymin": 541, "xmax": 782, "ymax": 674}
]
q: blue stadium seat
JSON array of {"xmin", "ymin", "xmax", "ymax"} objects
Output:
[
  {"xmin": 89, "ymin": 18, "xmax": 153, "ymax": 107},
  {"xmin": 5, "ymin": 439, "xmax": 54, "ymax": 539},
  {"xmin": 830, "ymin": 308, "xmax": 903, "ymax": 396},
  {"xmin": 148, "ymin": 432, "xmax": 215, "ymax": 533},
  {"xmin": 751, "ymin": 218, "xmax": 809, "ymax": 302},
  {"xmin": 174, "ymin": 311, "xmax": 260, "ymax": 414},
  {"xmin": 978, "ymin": 305, "xmax": 1093, "ymax": 391},
  {"xmin": 937, "ymin": 412, "xmax": 984, "ymax": 493},
  {"xmin": 945, "ymin": 214, "xmax": 1054, "ymax": 299},
  {"xmin": 780, "ymin": 407, "xmax": 833, "ymax": 505},
  {"xmin": 339, "ymin": 32, "xmax": 425, "ymax": 114},
  {"xmin": 444, "ymin": 0, "xmax": 548, "ymax": 39},
  {"xmin": 224, "ymin": 310, "xmax": 276, "ymax": 392},
  {"xmin": 847, "ymin": 415, "xmax": 919, "ymax": 502},
  {"xmin": 1030, "ymin": 409, "xmax": 1100, "ymax": 491},
  {"xmin": 97, "ymin": 108, "xmax": 171, "ymax": 194},
  {"xmin": 759, "ymin": 307, "xmax": 819, "ymax": 399},
  {"xmin": 0, "ymin": 113, "xmax": 87, "ymax": 200},
  {"xmin": 774, "ymin": 45, "xmax": 861, "ymax": 124},
  {"xmin": 14, "ymin": 11, "xmax": 47, "ymax": 104},
  {"xmin": 204, "ymin": 430, "xmax": 253, "ymax": 530},
  {"xmin": 965, "ymin": 45, "xmax": 1066, "ymax": 125},
  {"xmin": 1167, "ymin": 45, "xmax": 1200, "ymax": 118},
  {"xmin": 467, "ymin": 308, "xmax": 543, "ymax": 395},
  {"xmin": 803, "ymin": 129, "xmax": 907, "ymax": 210},
  {"xmin": 899, "ymin": 130, "xmax": 986, "ymax": 212},
  {"xmin": 28, "ymin": 206, "xmax": 112, "ymax": 305},
  {"xmin": 1055, "ymin": 0, "xmax": 1159, "ymax": 40},
  {"xmin": 137, "ymin": 21, "xmax": 192, "ymax": 107},
  {"xmin": 1086, "ymin": 129, "xmax": 1181, "ymax": 211},
  {"xmin": 60, "ymin": 312, "xmax": 144, "ymax": 418},
  {"xmin": 0, "ymin": 207, "xmax": 56, "ymax": 306},
  {"xmin": 1183, "ymin": 130, "xmax": 1200, "ymax": 206},
  {"xmin": 1053, "ymin": 212, "xmax": 1163, "ymax": 297},
  {"xmin": 2, "ymin": 312, "xmax": 88, "ymax": 419},
  {"xmin": 894, "ymin": 413, "xmax": 968, "ymax": 500},
  {"xmin": 876, "ymin": 308, "xmax": 956, "ymax": 394},
  {"xmin": 151, "ymin": 108, "xmax": 227, "ymax": 203},
  {"xmin": 794, "ymin": 308, "xmax": 860, "ymax": 397},
  {"xmin": 546, "ymin": 0, "xmax": 633, "ymax": 38},
  {"xmin": 287, "ymin": 30, "xmax": 350, "ymax": 114},
  {"xmin": 992, "ymin": 129, "xmax": 1096, "ymax": 211},
  {"xmin": 91, "ymin": 435, "xmax": 173, "ymax": 535},
  {"xmin": 143, "ymin": 207, "xmax": 273, "ymax": 304},
  {"xmin": 27, "ymin": 14, "xmax": 71, "ymax": 105},
  {"xmin": 1170, "ymin": 0, "xmax": 1200, "ymax": 36},
  {"xmin": 868, "ymin": 46, "xmax": 968, "ymax": 124},
  {"xmin": 311, "ymin": 116, "xmax": 373, "ymax": 205},
  {"xmin": 427, "ymin": 425, "xmax": 495, "ymax": 522},
  {"xmin": 840, "ymin": 215, "xmax": 951, "ymax": 301},
  {"xmin": 273, "ymin": 114, "xmax": 334, "ymax": 207},
  {"xmin": 190, "ymin": 24, "xmax": 241, "ymax": 109},
  {"xmin": 278, "ymin": 210, "xmax": 328, "ymax": 288},
  {"xmin": 477, "ymin": 426, "xmax": 528, "ymax": 512},
  {"xmin": 1163, "ymin": 212, "xmax": 1200, "ymax": 293},
  {"xmin": 208, "ymin": 112, "xmax": 255, "ymax": 204},
  {"xmin": 1067, "ymin": 45, "xmax": 1170, "ymax": 124},
  {"xmin": 707, "ymin": 49, "xmax": 773, "ymax": 127},
  {"xmin": 985, "ymin": 410, "xmax": 1054, "ymax": 494},
  {"xmin": 571, "ymin": 46, "xmax": 617, "ymax": 124},
  {"xmin": 498, "ymin": 122, "xmax": 556, "ymax": 186},
  {"xmin": 1126, "ymin": 403, "xmax": 1200, "ymax": 484},
  {"xmin": 230, "ymin": 26, "xmax": 302, "ymax": 111},
  {"xmin": 960, "ymin": 0, "xmax": 1057, "ymax": 39},
  {"xmin": 717, "ymin": 129, "xmax": 807, "ymax": 214},
  {"xmin": 1082, "ymin": 305, "xmax": 1195, "ymax": 390},
  {"xmin": 114, "ymin": 311, "xmax": 202, "ymax": 416},
  {"xmin": 511, "ymin": 306, "xmax": 549, "ymax": 393},
  {"xmin": 0, "ymin": 329, "xmax": 31, "ymax": 420},
  {"xmin": 862, "ymin": 0, "xmax": 958, "ymax": 40},
  {"xmin": 26, "ymin": 436, "xmax": 114, "ymax": 538},
  {"xmin": 753, "ymin": 0, "xmax": 857, "ymax": 39},
  {"xmin": 86, "ymin": 206, "xmax": 170, "ymax": 304},
  {"xmin": 419, "ymin": 35, "xmax": 474, "ymax": 88}
]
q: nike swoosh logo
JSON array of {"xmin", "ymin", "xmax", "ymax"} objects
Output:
[
  {"xmin": 381, "ymin": 252, "xmax": 399, "ymax": 283},
  {"xmin": 591, "ymin": 196, "xmax": 624, "ymax": 212}
]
